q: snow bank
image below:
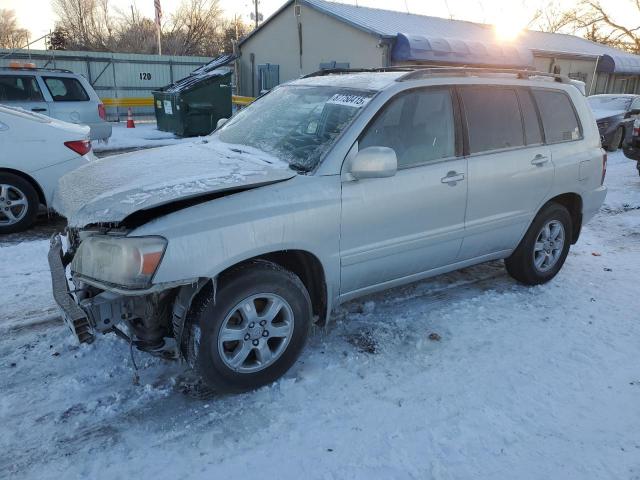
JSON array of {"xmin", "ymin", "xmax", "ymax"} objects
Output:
[{"xmin": 1, "ymin": 152, "xmax": 639, "ymax": 479}]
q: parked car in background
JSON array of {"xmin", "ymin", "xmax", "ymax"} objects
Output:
[
  {"xmin": 622, "ymin": 117, "xmax": 640, "ymax": 176},
  {"xmin": 0, "ymin": 64, "xmax": 111, "ymax": 141},
  {"xmin": 0, "ymin": 105, "xmax": 94, "ymax": 233},
  {"xmin": 49, "ymin": 68, "xmax": 607, "ymax": 393},
  {"xmin": 587, "ymin": 94, "xmax": 640, "ymax": 152}
]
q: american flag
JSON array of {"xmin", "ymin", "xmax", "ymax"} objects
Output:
[{"xmin": 154, "ymin": 0, "xmax": 162, "ymax": 27}]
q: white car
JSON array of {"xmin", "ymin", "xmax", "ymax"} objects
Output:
[{"xmin": 0, "ymin": 105, "xmax": 94, "ymax": 233}]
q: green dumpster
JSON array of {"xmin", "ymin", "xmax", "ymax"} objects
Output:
[{"xmin": 153, "ymin": 67, "xmax": 232, "ymax": 137}]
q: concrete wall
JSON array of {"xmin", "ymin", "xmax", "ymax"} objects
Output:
[{"xmin": 238, "ymin": 3, "xmax": 385, "ymax": 96}]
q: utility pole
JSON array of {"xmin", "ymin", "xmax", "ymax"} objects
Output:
[{"xmin": 254, "ymin": 0, "xmax": 259, "ymax": 29}]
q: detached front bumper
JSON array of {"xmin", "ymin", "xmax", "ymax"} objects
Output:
[{"xmin": 48, "ymin": 234, "xmax": 94, "ymax": 343}]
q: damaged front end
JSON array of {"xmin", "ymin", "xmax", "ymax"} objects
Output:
[{"xmin": 48, "ymin": 228, "xmax": 202, "ymax": 359}]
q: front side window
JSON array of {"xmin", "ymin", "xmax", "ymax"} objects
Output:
[
  {"xmin": 460, "ymin": 86, "xmax": 524, "ymax": 153},
  {"xmin": 43, "ymin": 77, "xmax": 89, "ymax": 101},
  {"xmin": 533, "ymin": 89, "xmax": 581, "ymax": 144},
  {"xmin": 360, "ymin": 88, "xmax": 455, "ymax": 167},
  {"xmin": 0, "ymin": 75, "xmax": 43, "ymax": 102},
  {"xmin": 217, "ymin": 85, "xmax": 374, "ymax": 172}
]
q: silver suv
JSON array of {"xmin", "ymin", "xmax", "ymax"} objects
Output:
[
  {"xmin": 49, "ymin": 67, "xmax": 607, "ymax": 393},
  {"xmin": 0, "ymin": 66, "xmax": 111, "ymax": 140}
]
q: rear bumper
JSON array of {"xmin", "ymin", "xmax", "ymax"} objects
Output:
[
  {"xmin": 87, "ymin": 121, "xmax": 112, "ymax": 140},
  {"xmin": 582, "ymin": 185, "xmax": 608, "ymax": 224},
  {"xmin": 48, "ymin": 235, "xmax": 94, "ymax": 343}
]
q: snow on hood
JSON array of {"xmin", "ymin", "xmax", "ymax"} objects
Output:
[
  {"xmin": 53, "ymin": 139, "xmax": 295, "ymax": 227},
  {"xmin": 590, "ymin": 108, "xmax": 626, "ymax": 121}
]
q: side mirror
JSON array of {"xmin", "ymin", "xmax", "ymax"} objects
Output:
[
  {"xmin": 350, "ymin": 146, "xmax": 398, "ymax": 180},
  {"xmin": 216, "ymin": 117, "xmax": 229, "ymax": 129}
]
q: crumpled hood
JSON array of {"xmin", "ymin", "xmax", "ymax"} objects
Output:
[{"xmin": 53, "ymin": 139, "xmax": 295, "ymax": 227}]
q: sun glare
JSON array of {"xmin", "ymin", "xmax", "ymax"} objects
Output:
[
  {"xmin": 493, "ymin": 8, "xmax": 529, "ymax": 42},
  {"xmin": 494, "ymin": 21, "xmax": 524, "ymax": 41}
]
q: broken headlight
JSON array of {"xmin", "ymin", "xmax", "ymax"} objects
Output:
[{"xmin": 71, "ymin": 235, "xmax": 167, "ymax": 289}]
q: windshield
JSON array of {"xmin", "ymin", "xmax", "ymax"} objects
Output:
[
  {"xmin": 588, "ymin": 96, "xmax": 632, "ymax": 112},
  {"xmin": 216, "ymin": 85, "xmax": 374, "ymax": 172}
]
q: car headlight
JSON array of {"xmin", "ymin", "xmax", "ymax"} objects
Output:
[
  {"xmin": 71, "ymin": 235, "xmax": 167, "ymax": 289},
  {"xmin": 597, "ymin": 121, "xmax": 609, "ymax": 130}
]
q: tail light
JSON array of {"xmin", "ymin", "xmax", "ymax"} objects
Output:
[
  {"xmin": 601, "ymin": 152, "xmax": 607, "ymax": 185},
  {"xmin": 65, "ymin": 140, "xmax": 92, "ymax": 156},
  {"xmin": 634, "ymin": 119, "xmax": 640, "ymax": 137},
  {"xmin": 98, "ymin": 103, "xmax": 106, "ymax": 120}
]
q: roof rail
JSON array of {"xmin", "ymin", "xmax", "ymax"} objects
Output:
[
  {"xmin": 0, "ymin": 66, "xmax": 73, "ymax": 74},
  {"xmin": 302, "ymin": 66, "xmax": 422, "ymax": 78},
  {"xmin": 396, "ymin": 66, "xmax": 569, "ymax": 83}
]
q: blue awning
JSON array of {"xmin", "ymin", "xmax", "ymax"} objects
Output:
[{"xmin": 392, "ymin": 33, "xmax": 535, "ymax": 69}]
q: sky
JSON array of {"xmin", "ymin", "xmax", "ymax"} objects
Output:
[{"xmin": 1, "ymin": 0, "xmax": 639, "ymax": 49}]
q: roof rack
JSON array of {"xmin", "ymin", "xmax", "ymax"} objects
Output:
[
  {"xmin": 0, "ymin": 66, "xmax": 73, "ymax": 74},
  {"xmin": 301, "ymin": 65, "xmax": 570, "ymax": 84}
]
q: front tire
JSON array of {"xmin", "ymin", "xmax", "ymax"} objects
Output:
[
  {"xmin": 505, "ymin": 203, "xmax": 572, "ymax": 285},
  {"xmin": 183, "ymin": 261, "xmax": 312, "ymax": 393},
  {"xmin": 0, "ymin": 173, "xmax": 39, "ymax": 234}
]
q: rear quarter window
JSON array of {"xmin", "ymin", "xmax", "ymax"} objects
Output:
[
  {"xmin": 43, "ymin": 76, "xmax": 90, "ymax": 102},
  {"xmin": 532, "ymin": 89, "xmax": 581, "ymax": 143}
]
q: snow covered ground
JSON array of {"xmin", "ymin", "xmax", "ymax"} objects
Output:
[
  {"xmin": 1, "ymin": 152, "xmax": 639, "ymax": 479},
  {"xmin": 92, "ymin": 122, "xmax": 198, "ymax": 153}
]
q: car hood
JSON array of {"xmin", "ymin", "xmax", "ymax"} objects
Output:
[
  {"xmin": 53, "ymin": 139, "xmax": 296, "ymax": 227},
  {"xmin": 591, "ymin": 109, "xmax": 625, "ymax": 122}
]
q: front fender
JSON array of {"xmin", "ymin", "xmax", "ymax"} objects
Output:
[{"xmin": 132, "ymin": 175, "xmax": 342, "ymax": 303}]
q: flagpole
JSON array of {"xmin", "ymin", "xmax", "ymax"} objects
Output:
[{"xmin": 154, "ymin": 0, "xmax": 162, "ymax": 56}]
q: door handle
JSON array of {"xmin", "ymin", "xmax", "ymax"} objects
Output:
[
  {"xmin": 441, "ymin": 171, "xmax": 465, "ymax": 185},
  {"xmin": 531, "ymin": 154, "xmax": 549, "ymax": 166},
  {"xmin": 31, "ymin": 108, "xmax": 47, "ymax": 112}
]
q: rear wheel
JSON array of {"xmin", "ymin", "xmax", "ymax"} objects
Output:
[
  {"xmin": 0, "ymin": 173, "xmax": 39, "ymax": 234},
  {"xmin": 182, "ymin": 261, "xmax": 312, "ymax": 393},
  {"xmin": 606, "ymin": 127, "xmax": 623, "ymax": 152},
  {"xmin": 505, "ymin": 203, "xmax": 572, "ymax": 285}
]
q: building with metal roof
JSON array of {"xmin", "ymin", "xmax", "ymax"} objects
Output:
[{"xmin": 237, "ymin": 0, "xmax": 640, "ymax": 96}]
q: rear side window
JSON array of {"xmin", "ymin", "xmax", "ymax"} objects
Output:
[
  {"xmin": 0, "ymin": 75, "xmax": 43, "ymax": 102},
  {"xmin": 532, "ymin": 89, "xmax": 581, "ymax": 143},
  {"xmin": 360, "ymin": 88, "xmax": 455, "ymax": 167},
  {"xmin": 460, "ymin": 87, "xmax": 524, "ymax": 153},
  {"xmin": 518, "ymin": 89, "xmax": 543, "ymax": 145},
  {"xmin": 43, "ymin": 76, "xmax": 89, "ymax": 101}
]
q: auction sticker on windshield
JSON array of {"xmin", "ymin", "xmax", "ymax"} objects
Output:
[{"xmin": 327, "ymin": 94, "xmax": 371, "ymax": 108}]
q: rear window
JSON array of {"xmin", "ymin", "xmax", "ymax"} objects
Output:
[
  {"xmin": 43, "ymin": 76, "xmax": 89, "ymax": 102},
  {"xmin": 461, "ymin": 86, "xmax": 524, "ymax": 153},
  {"xmin": 0, "ymin": 75, "xmax": 44, "ymax": 102},
  {"xmin": 533, "ymin": 89, "xmax": 581, "ymax": 143}
]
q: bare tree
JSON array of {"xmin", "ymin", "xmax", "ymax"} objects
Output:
[
  {"xmin": 51, "ymin": 0, "xmax": 116, "ymax": 51},
  {"xmin": 163, "ymin": 0, "xmax": 225, "ymax": 56},
  {"xmin": 527, "ymin": 1, "xmax": 578, "ymax": 33},
  {"xmin": 0, "ymin": 9, "xmax": 29, "ymax": 49},
  {"xmin": 568, "ymin": 0, "xmax": 640, "ymax": 53}
]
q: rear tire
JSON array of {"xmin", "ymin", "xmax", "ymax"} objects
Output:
[
  {"xmin": 606, "ymin": 127, "xmax": 623, "ymax": 152},
  {"xmin": 182, "ymin": 260, "xmax": 312, "ymax": 393},
  {"xmin": 0, "ymin": 173, "xmax": 39, "ymax": 234},
  {"xmin": 505, "ymin": 203, "xmax": 572, "ymax": 285}
]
